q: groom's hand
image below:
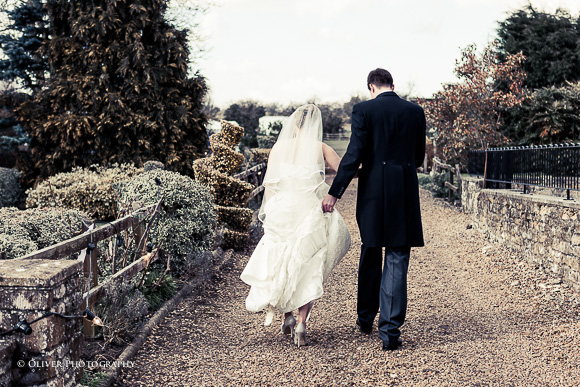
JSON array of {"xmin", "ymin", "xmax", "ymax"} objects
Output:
[{"xmin": 322, "ymin": 194, "xmax": 338, "ymax": 213}]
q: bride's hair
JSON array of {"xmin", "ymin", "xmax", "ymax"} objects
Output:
[
  {"xmin": 367, "ymin": 68, "xmax": 393, "ymax": 89},
  {"xmin": 294, "ymin": 104, "xmax": 320, "ymax": 132}
]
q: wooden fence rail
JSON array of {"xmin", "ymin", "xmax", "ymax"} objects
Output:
[
  {"xmin": 432, "ymin": 157, "xmax": 461, "ymax": 202},
  {"xmin": 3, "ymin": 163, "xmax": 268, "ymax": 337},
  {"xmin": 14, "ymin": 203, "xmax": 157, "ymax": 262},
  {"xmin": 13, "ymin": 202, "xmax": 161, "ymax": 336},
  {"xmin": 234, "ymin": 162, "xmax": 267, "ymax": 201}
]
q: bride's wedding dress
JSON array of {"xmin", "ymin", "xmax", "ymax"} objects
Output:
[{"xmin": 240, "ymin": 104, "xmax": 351, "ymax": 319}]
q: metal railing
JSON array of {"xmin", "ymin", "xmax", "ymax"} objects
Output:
[{"xmin": 468, "ymin": 144, "xmax": 580, "ymax": 199}]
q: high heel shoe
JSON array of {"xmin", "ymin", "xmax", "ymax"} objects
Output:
[
  {"xmin": 294, "ymin": 323, "xmax": 307, "ymax": 347},
  {"xmin": 281, "ymin": 314, "xmax": 296, "ymax": 337}
]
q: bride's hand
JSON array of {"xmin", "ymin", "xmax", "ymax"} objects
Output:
[{"xmin": 322, "ymin": 194, "xmax": 337, "ymax": 213}]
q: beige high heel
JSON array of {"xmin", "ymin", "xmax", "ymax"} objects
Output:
[
  {"xmin": 294, "ymin": 323, "xmax": 307, "ymax": 347},
  {"xmin": 281, "ymin": 314, "xmax": 296, "ymax": 337}
]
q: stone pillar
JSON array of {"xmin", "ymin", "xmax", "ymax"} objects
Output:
[{"xmin": 0, "ymin": 259, "xmax": 84, "ymax": 386}]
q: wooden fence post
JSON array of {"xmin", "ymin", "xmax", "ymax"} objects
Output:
[
  {"xmin": 132, "ymin": 202, "xmax": 145, "ymax": 258},
  {"xmin": 82, "ymin": 223, "xmax": 98, "ymax": 337},
  {"xmin": 448, "ymin": 168, "xmax": 454, "ymax": 202},
  {"xmin": 455, "ymin": 164, "xmax": 461, "ymax": 197}
]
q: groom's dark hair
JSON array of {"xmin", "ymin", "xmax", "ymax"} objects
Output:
[{"xmin": 367, "ymin": 68, "xmax": 393, "ymax": 89}]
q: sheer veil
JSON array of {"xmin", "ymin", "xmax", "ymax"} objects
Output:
[
  {"xmin": 244, "ymin": 104, "xmax": 351, "ymax": 323},
  {"xmin": 258, "ymin": 104, "xmax": 326, "ymax": 223}
]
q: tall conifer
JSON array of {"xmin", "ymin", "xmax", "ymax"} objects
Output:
[{"xmin": 17, "ymin": 0, "xmax": 208, "ymax": 182}]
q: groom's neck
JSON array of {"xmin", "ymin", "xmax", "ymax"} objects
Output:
[{"xmin": 371, "ymin": 86, "xmax": 394, "ymax": 99}]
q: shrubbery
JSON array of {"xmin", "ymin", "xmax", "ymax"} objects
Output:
[
  {"xmin": 94, "ymin": 281, "xmax": 150, "ymax": 346},
  {"xmin": 26, "ymin": 163, "xmax": 143, "ymax": 220},
  {"xmin": 0, "ymin": 207, "xmax": 87, "ymax": 259},
  {"xmin": 115, "ymin": 169, "xmax": 216, "ymax": 276},
  {"xmin": 0, "ymin": 167, "xmax": 22, "ymax": 207},
  {"xmin": 257, "ymin": 120, "xmax": 282, "ymax": 149},
  {"xmin": 257, "ymin": 135, "xmax": 277, "ymax": 149},
  {"xmin": 418, "ymin": 172, "xmax": 451, "ymax": 198}
]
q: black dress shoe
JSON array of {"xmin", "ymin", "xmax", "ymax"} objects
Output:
[
  {"xmin": 356, "ymin": 318, "xmax": 372, "ymax": 334},
  {"xmin": 382, "ymin": 338, "xmax": 403, "ymax": 351}
]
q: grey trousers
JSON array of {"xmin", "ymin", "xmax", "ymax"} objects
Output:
[{"xmin": 357, "ymin": 245, "xmax": 411, "ymax": 345}]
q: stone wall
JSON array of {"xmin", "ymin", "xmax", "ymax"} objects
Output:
[
  {"xmin": 0, "ymin": 258, "xmax": 84, "ymax": 386},
  {"xmin": 462, "ymin": 176, "xmax": 580, "ymax": 291}
]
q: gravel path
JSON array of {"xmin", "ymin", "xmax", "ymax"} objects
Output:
[{"xmin": 116, "ymin": 180, "xmax": 580, "ymax": 386}]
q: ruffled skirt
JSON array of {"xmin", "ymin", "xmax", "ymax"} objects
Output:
[{"xmin": 241, "ymin": 190, "xmax": 351, "ymax": 314}]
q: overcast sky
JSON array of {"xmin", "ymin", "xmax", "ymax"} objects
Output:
[{"xmin": 187, "ymin": 0, "xmax": 580, "ymax": 108}]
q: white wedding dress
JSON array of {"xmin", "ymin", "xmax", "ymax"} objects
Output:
[{"xmin": 240, "ymin": 105, "xmax": 351, "ymax": 319}]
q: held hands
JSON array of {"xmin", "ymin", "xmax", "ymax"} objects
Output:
[{"xmin": 322, "ymin": 194, "xmax": 338, "ymax": 213}]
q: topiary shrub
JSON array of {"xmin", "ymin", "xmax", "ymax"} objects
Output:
[
  {"xmin": 193, "ymin": 121, "xmax": 254, "ymax": 250},
  {"xmin": 0, "ymin": 167, "xmax": 22, "ymax": 207},
  {"xmin": 26, "ymin": 163, "xmax": 143, "ymax": 220},
  {"xmin": 0, "ymin": 206, "xmax": 88, "ymax": 259},
  {"xmin": 115, "ymin": 169, "xmax": 216, "ymax": 276}
]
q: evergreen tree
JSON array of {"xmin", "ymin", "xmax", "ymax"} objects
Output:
[
  {"xmin": 0, "ymin": 88, "xmax": 30, "ymax": 167},
  {"xmin": 17, "ymin": 0, "xmax": 208, "ymax": 183},
  {"xmin": 501, "ymin": 82, "xmax": 580, "ymax": 145},
  {"xmin": 497, "ymin": 5, "xmax": 580, "ymax": 89},
  {"xmin": 0, "ymin": 0, "xmax": 49, "ymax": 91}
]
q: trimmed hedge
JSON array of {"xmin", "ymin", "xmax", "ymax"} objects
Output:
[
  {"xmin": 115, "ymin": 169, "xmax": 216, "ymax": 276},
  {"xmin": 26, "ymin": 163, "xmax": 143, "ymax": 220},
  {"xmin": 0, "ymin": 207, "xmax": 88, "ymax": 259}
]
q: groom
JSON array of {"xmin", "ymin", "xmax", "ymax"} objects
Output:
[{"xmin": 322, "ymin": 68, "xmax": 426, "ymax": 351}]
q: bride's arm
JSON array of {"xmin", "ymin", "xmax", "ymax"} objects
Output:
[
  {"xmin": 322, "ymin": 143, "xmax": 361, "ymax": 177},
  {"xmin": 322, "ymin": 143, "xmax": 341, "ymax": 172}
]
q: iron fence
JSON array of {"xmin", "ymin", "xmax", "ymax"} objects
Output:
[{"xmin": 467, "ymin": 144, "xmax": 580, "ymax": 199}]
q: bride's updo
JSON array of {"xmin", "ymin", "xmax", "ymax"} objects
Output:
[{"xmin": 294, "ymin": 104, "xmax": 320, "ymax": 134}]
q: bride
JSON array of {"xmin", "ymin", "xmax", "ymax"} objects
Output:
[{"xmin": 240, "ymin": 104, "xmax": 351, "ymax": 347}]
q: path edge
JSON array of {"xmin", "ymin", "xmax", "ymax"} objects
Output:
[{"xmin": 100, "ymin": 248, "xmax": 234, "ymax": 387}]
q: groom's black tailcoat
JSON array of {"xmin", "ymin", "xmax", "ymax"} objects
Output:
[{"xmin": 328, "ymin": 91, "xmax": 426, "ymax": 248}]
